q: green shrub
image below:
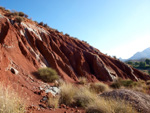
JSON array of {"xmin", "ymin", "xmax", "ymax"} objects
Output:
[
  {"xmin": 38, "ymin": 67, "xmax": 59, "ymax": 82},
  {"xmin": 38, "ymin": 22, "xmax": 44, "ymax": 26},
  {"xmin": 110, "ymin": 78, "xmax": 137, "ymax": 89},
  {"xmin": 65, "ymin": 33, "xmax": 70, "ymax": 36},
  {"xmin": 121, "ymin": 79, "xmax": 137, "ymax": 88},
  {"xmin": 90, "ymin": 82, "xmax": 109, "ymax": 93},
  {"xmin": 43, "ymin": 23, "xmax": 49, "ymax": 28},
  {"xmin": 12, "ymin": 12, "xmax": 19, "ymax": 16},
  {"xmin": 18, "ymin": 12, "xmax": 25, "ymax": 17},
  {"xmin": 15, "ymin": 16, "xmax": 24, "ymax": 24}
]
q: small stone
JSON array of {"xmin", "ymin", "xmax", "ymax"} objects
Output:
[
  {"xmin": 71, "ymin": 108, "xmax": 74, "ymax": 111},
  {"xmin": 39, "ymin": 104, "xmax": 47, "ymax": 109},
  {"xmin": 75, "ymin": 110, "xmax": 80, "ymax": 113},
  {"xmin": 34, "ymin": 91, "xmax": 40, "ymax": 95},
  {"xmin": 10, "ymin": 67, "xmax": 19, "ymax": 75},
  {"xmin": 61, "ymin": 104, "xmax": 66, "ymax": 108},
  {"xmin": 40, "ymin": 90, "xmax": 46, "ymax": 97},
  {"xmin": 49, "ymin": 108, "xmax": 53, "ymax": 110},
  {"xmin": 66, "ymin": 106, "xmax": 69, "ymax": 109}
]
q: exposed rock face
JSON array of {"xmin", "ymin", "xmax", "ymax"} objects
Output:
[
  {"xmin": 0, "ymin": 13, "xmax": 150, "ymax": 84},
  {"xmin": 101, "ymin": 89, "xmax": 150, "ymax": 113}
]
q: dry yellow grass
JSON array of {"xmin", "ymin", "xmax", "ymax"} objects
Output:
[
  {"xmin": 59, "ymin": 82, "xmax": 78, "ymax": 105},
  {"xmin": 0, "ymin": 84, "xmax": 25, "ymax": 113},
  {"xmin": 78, "ymin": 77, "xmax": 88, "ymax": 85},
  {"xmin": 49, "ymin": 79, "xmax": 138, "ymax": 112},
  {"xmin": 89, "ymin": 82, "xmax": 110, "ymax": 93},
  {"xmin": 48, "ymin": 96, "xmax": 59, "ymax": 108},
  {"xmin": 86, "ymin": 97, "xmax": 137, "ymax": 113},
  {"xmin": 74, "ymin": 87, "xmax": 98, "ymax": 107}
]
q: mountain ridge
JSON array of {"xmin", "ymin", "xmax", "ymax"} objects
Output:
[{"xmin": 120, "ymin": 47, "xmax": 150, "ymax": 61}]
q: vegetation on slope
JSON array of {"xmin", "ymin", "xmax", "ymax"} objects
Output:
[
  {"xmin": 38, "ymin": 67, "xmax": 59, "ymax": 82},
  {"xmin": 126, "ymin": 59, "xmax": 150, "ymax": 75},
  {"xmin": 0, "ymin": 84, "xmax": 25, "ymax": 113}
]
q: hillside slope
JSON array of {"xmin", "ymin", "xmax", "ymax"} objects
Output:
[
  {"xmin": 0, "ymin": 8, "xmax": 150, "ymax": 112},
  {"xmin": 0, "ymin": 10, "xmax": 150, "ymax": 85}
]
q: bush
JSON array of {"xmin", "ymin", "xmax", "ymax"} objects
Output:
[
  {"xmin": 15, "ymin": 16, "xmax": 24, "ymax": 24},
  {"xmin": 0, "ymin": 84, "xmax": 25, "ymax": 113},
  {"xmin": 65, "ymin": 33, "xmax": 70, "ymax": 36},
  {"xmin": 90, "ymin": 82, "xmax": 109, "ymax": 93},
  {"xmin": 38, "ymin": 67, "xmax": 59, "ymax": 82},
  {"xmin": 12, "ymin": 12, "xmax": 19, "ymax": 16},
  {"xmin": 78, "ymin": 77, "xmax": 87, "ymax": 85},
  {"xmin": 18, "ymin": 12, "xmax": 25, "ymax": 17},
  {"xmin": 110, "ymin": 78, "xmax": 137, "ymax": 89},
  {"xmin": 38, "ymin": 22, "xmax": 44, "ymax": 26},
  {"xmin": 74, "ymin": 87, "xmax": 98, "ymax": 108},
  {"xmin": 121, "ymin": 79, "xmax": 137, "ymax": 87},
  {"xmin": 59, "ymin": 82, "xmax": 77, "ymax": 106},
  {"xmin": 43, "ymin": 23, "xmax": 49, "ymax": 28}
]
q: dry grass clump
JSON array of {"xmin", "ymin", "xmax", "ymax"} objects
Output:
[
  {"xmin": 0, "ymin": 84, "xmax": 25, "ymax": 113},
  {"xmin": 146, "ymin": 80, "xmax": 150, "ymax": 85},
  {"xmin": 110, "ymin": 78, "xmax": 137, "ymax": 89},
  {"xmin": 78, "ymin": 77, "xmax": 88, "ymax": 85},
  {"xmin": 132, "ymin": 80, "xmax": 149, "ymax": 93},
  {"xmin": 38, "ymin": 67, "xmax": 59, "ymax": 83},
  {"xmin": 109, "ymin": 99, "xmax": 137, "ymax": 113},
  {"xmin": 74, "ymin": 87, "xmax": 98, "ymax": 107},
  {"xmin": 89, "ymin": 82, "xmax": 110, "ymax": 93},
  {"xmin": 59, "ymin": 82, "xmax": 78, "ymax": 105},
  {"xmin": 48, "ymin": 80, "xmax": 137, "ymax": 112},
  {"xmin": 48, "ymin": 96, "xmax": 59, "ymax": 108},
  {"xmin": 86, "ymin": 97, "xmax": 137, "ymax": 113},
  {"xmin": 86, "ymin": 97, "xmax": 112, "ymax": 113},
  {"xmin": 110, "ymin": 78, "xmax": 149, "ymax": 93}
]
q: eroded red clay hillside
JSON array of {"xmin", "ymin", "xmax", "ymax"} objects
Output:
[{"xmin": 0, "ymin": 8, "xmax": 150, "ymax": 112}]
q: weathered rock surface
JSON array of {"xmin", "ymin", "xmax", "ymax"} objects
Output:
[
  {"xmin": 101, "ymin": 89, "xmax": 150, "ymax": 113},
  {"xmin": 0, "ymin": 11, "xmax": 150, "ymax": 84}
]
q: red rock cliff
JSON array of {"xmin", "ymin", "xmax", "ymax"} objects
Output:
[{"xmin": 0, "ymin": 11, "xmax": 149, "ymax": 85}]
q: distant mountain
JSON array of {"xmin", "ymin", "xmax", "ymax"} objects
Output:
[
  {"xmin": 128, "ymin": 47, "xmax": 150, "ymax": 60},
  {"xmin": 119, "ymin": 57, "xmax": 127, "ymax": 62}
]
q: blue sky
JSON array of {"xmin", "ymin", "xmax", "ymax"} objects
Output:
[{"xmin": 1, "ymin": 0, "xmax": 150, "ymax": 59}]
